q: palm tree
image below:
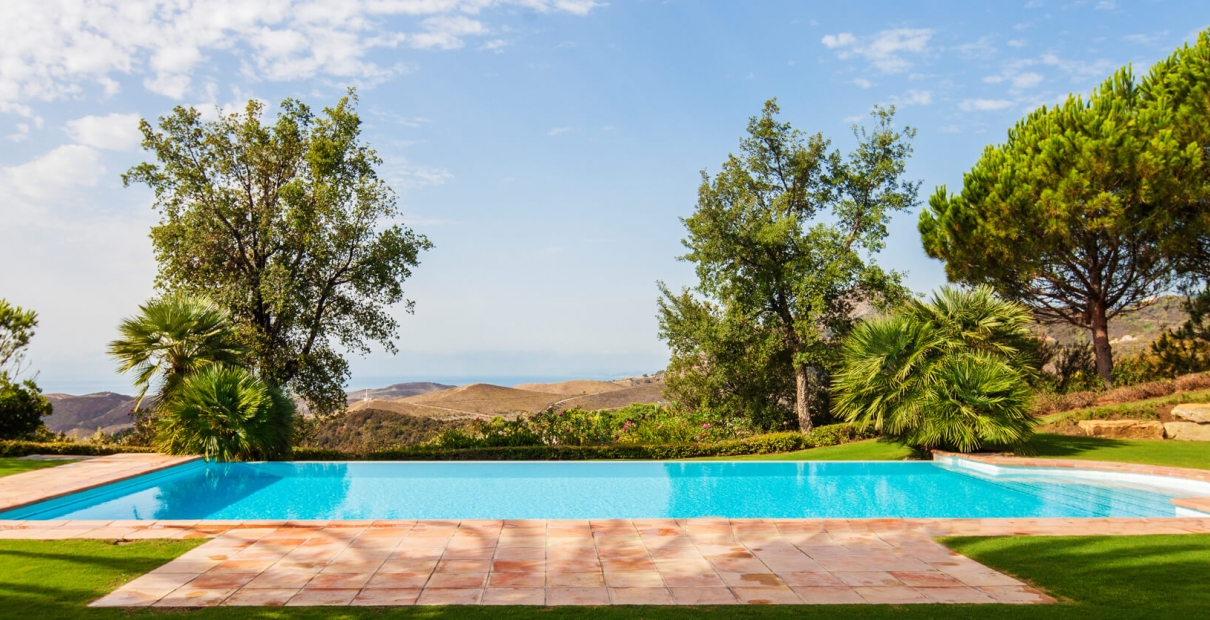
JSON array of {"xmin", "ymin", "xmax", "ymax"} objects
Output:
[
  {"xmin": 832, "ymin": 286, "xmax": 1037, "ymax": 453},
  {"xmin": 108, "ymin": 296, "xmax": 245, "ymax": 410},
  {"xmin": 156, "ymin": 365, "xmax": 293, "ymax": 461}
]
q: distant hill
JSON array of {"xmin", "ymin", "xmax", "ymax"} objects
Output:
[
  {"xmin": 402, "ymin": 383, "xmax": 562, "ymax": 416},
  {"xmin": 44, "ymin": 392, "xmax": 136, "ymax": 437},
  {"xmin": 345, "ymin": 382, "xmax": 453, "ymax": 405},
  {"xmin": 1036, "ymin": 295, "xmax": 1189, "ymax": 355},
  {"xmin": 559, "ymin": 383, "xmax": 667, "ymax": 410},
  {"xmin": 513, "ymin": 379, "xmax": 624, "ymax": 396}
]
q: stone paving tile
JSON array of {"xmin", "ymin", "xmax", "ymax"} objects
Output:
[{"xmin": 84, "ymin": 519, "xmax": 1069, "ymax": 606}]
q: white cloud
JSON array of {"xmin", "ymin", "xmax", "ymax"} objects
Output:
[
  {"xmin": 64, "ymin": 113, "xmax": 143, "ymax": 151},
  {"xmin": 1008, "ymin": 39, "xmax": 1027, "ymax": 48},
  {"xmin": 892, "ymin": 89, "xmax": 932, "ymax": 106},
  {"xmin": 850, "ymin": 77, "xmax": 875, "ymax": 89},
  {"xmin": 1040, "ymin": 53, "xmax": 1116, "ymax": 82},
  {"xmin": 821, "ymin": 28, "xmax": 933, "ymax": 74},
  {"xmin": 959, "ymin": 98, "xmax": 1014, "ymax": 112},
  {"xmin": 1, "ymin": 145, "xmax": 104, "ymax": 206},
  {"xmin": 985, "ymin": 69, "xmax": 1044, "ymax": 90},
  {"xmin": 480, "ymin": 39, "xmax": 509, "ymax": 52},
  {"xmin": 937, "ymin": 124, "xmax": 960, "ymax": 133},
  {"xmin": 547, "ymin": 126, "xmax": 574, "ymax": 136},
  {"xmin": 1124, "ymin": 31, "xmax": 1169, "ymax": 45},
  {"xmin": 1096, "ymin": 1, "xmax": 1116, "ymax": 10},
  {"xmin": 1024, "ymin": 0, "xmax": 1042, "ymax": 7},
  {"xmin": 0, "ymin": 0, "xmax": 601, "ymax": 106}
]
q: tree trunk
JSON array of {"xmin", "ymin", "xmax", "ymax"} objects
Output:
[
  {"xmin": 795, "ymin": 365, "xmax": 813, "ymax": 433},
  {"xmin": 1089, "ymin": 301, "xmax": 1114, "ymax": 387}
]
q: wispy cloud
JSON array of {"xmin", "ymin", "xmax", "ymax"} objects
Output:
[
  {"xmin": 891, "ymin": 89, "xmax": 932, "ymax": 106},
  {"xmin": 850, "ymin": 77, "xmax": 875, "ymax": 89},
  {"xmin": 821, "ymin": 28, "xmax": 934, "ymax": 74},
  {"xmin": 547, "ymin": 126, "xmax": 575, "ymax": 136},
  {"xmin": 959, "ymin": 98, "xmax": 1014, "ymax": 112}
]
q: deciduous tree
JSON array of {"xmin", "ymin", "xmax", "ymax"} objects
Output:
[
  {"xmin": 661, "ymin": 100, "xmax": 918, "ymax": 432},
  {"xmin": 125, "ymin": 90, "xmax": 432, "ymax": 416}
]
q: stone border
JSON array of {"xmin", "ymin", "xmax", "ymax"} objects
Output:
[
  {"xmin": 932, "ymin": 451, "xmax": 1210, "ymax": 517},
  {"xmin": 0, "ymin": 453, "xmax": 200, "ymax": 514}
]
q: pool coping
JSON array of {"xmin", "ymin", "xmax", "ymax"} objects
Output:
[
  {"xmin": 931, "ymin": 451, "xmax": 1210, "ymax": 515},
  {"xmin": 0, "ymin": 453, "xmax": 201, "ymax": 514}
]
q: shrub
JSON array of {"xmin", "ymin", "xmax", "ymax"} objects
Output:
[
  {"xmin": 426, "ymin": 404, "xmax": 755, "ymax": 450},
  {"xmin": 0, "ymin": 441, "xmax": 153, "ymax": 457},
  {"xmin": 833, "ymin": 286, "xmax": 1036, "ymax": 452},
  {"xmin": 0, "ymin": 377, "xmax": 52, "ymax": 440},
  {"xmin": 293, "ymin": 425, "xmax": 874, "ymax": 461},
  {"xmin": 154, "ymin": 365, "xmax": 294, "ymax": 461}
]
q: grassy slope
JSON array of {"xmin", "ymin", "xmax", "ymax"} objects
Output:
[
  {"xmin": 4, "ymin": 535, "xmax": 1207, "ymax": 619},
  {"xmin": 0, "ymin": 458, "xmax": 78, "ymax": 477},
  {"xmin": 1040, "ymin": 387, "xmax": 1210, "ymax": 424}
]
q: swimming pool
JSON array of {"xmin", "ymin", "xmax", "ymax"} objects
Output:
[{"xmin": 5, "ymin": 459, "xmax": 1206, "ymax": 521}]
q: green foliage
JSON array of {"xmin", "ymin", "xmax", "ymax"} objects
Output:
[
  {"xmin": 921, "ymin": 63, "xmax": 1204, "ymax": 386},
  {"xmin": 294, "ymin": 425, "xmax": 872, "ymax": 461},
  {"xmin": 124, "ymin": 90, "xmax": 432, "ymax": 417},
  {"xmin": 658, "ymin": 286, "xmax": 797, "ymax": 431},
  {"xmin": 0, "ymin": 377, "xmax": 52, "ymax": 440},
  {"xmin": 0, "ymin": 299, "xmax": 37, "ymax": 377},
  {"xmin": 427, "ymin": 404, "xmax": 761, "ymax": 451},
  {"xmin": 1140, "ymin": 29, "xmax": 1210, "ymax": 281},
  {"xmin": 661, "ymin": 99, "xmax": 917, "ymax": 432},
  {"xmin": 0, "ymin": 440, "xmax": 153, "ymax": 457},
  {"xmin": 303, "ymin": 409, "xmax": 463, "ymax": 452},
  {"xmin": 107, "ymin": 295, "xmax": 245, "ymax": 410},
  {"xmin": 154, "ymin": 365, "xmax": 294, "ymax": 461},
  {"xmin": 1142, "ymin": 287, "xmax": 1210, "ymax": 377},
  {"xmin": 833, "ymin": 286, "xmax": 1037, "ymax": 452},
  {"xmin": 0, "ymin": 300, "xmax": 51, "ymax": 439}
]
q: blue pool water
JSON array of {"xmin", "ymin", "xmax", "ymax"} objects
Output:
[{"xmin": 1, "ymin": 460, "xmax": 1199, "ymax": 521}]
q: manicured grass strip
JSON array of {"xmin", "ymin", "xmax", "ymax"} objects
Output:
[
  {"xmin": 1026, "ymin": 433, "xmax": 1210, "ymax": 470},
  {"xmin": 0, "ymin": 457, "xmax": 79, "ymax": 477},
  {"xmin": 943, "ymin": 534, "xmax": 1210, "ymax": 618},
  {"xmin": 724, "ymin": 438, "xmax": 916, "ymax": 461},
  {"xmin": 6, "ymin": 535, "xmax": 1208, "ymax": 618}
]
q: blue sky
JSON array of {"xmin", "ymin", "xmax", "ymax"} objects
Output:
[{"xmin": 2, "ymin": 0, "xmax": 1207, "ymax": 394}]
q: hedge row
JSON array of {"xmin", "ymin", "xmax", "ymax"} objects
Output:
[
  {"xmin": 0, "ymin": 424, "xmax": 875, "ymax": 461},
  {"xmin": 291, "ymin": 424, "xmax": 875, "ymax": 462},
  {"xmin": 0, "ymin": 441, "xmax": 154, "ymax": 458}
]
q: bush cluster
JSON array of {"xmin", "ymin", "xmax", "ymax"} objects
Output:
[
  {"xmin": 293, "ymin": 424, "xmax": 873, "ymax": 461},
  {"xmin": 0, "ymin": 441, "xmax": 154, "ymax": 458},
  {"xmin": 427, "ymin": 404, "xmax": 754, "ymax": 450}
]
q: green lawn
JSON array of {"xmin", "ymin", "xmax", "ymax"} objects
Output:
[
  {"xmin": 718, "ymin": 433, "xmax": 1210, "ymax": 470},
  {"xmin": 2, "ymin": 535, "xmax": 1206, "ymax": 619},
  {"xmin": 0, "ymin": 457, "xmax": 78, "ymax": 477},
  {"xmin": 1026, "ymin": 433, "xmax": 1210, "ymax": 470}
]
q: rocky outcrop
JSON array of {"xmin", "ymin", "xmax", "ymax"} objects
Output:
[
  {"xmin": 1163, "ymin": 421, "xmax": 1210, "ymax": 442},
  {"xmin": 1077, "ymin": 420, "xmax": 1165, "ymax": 440},
  {"xmin": 1172, "ymin": 403, "xmax": 1210, "ymax": 424}
]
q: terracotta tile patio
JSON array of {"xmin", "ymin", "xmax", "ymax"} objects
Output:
[{"xmin": 82, "ymin": 519, "xmax": 1055, "ymax": 607}]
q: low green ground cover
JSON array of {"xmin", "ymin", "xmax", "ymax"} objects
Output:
[
  {"xmin": 2, "ymin": 535, "xmax": 1206, "ymax": 619},
  {"xmin": 0, "ymin": 457, "xmax": 77, "ymax": 477}
]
